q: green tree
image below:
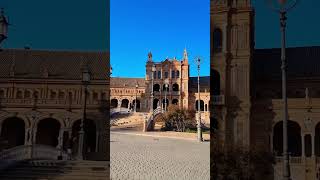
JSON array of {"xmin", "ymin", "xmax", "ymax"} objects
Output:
[{"xmin": 162, "ymin": 105, "xmax": 196, "ymax": 132}]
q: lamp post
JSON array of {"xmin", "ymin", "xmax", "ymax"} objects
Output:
[
  {"xmin": 0, "ymin": 8, "xmax": 8, "ymax": 46},
  {"xmin": 267, "ymin": 0, "xmax": 298, "ymax": 179},
  {"xmin": 77, "ymin": 64, "xmax": 90, "ymax": 160},
  {"xmin": 195, "ymin": 57, "xmax": 203, "ymax": 142},
  {"xmin": 164, "ymin": 78, "xmax": 169, "ymax": 112},
  {"xmin": 135, "ymin": 83, "xmax": 138, "ymax": 113}
]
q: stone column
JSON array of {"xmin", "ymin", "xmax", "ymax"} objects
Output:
[{"xmin": 57, "ymin": 129, "xmax": 64, "ymax": 149}]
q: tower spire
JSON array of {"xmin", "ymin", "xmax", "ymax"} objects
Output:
[
  {"xmin": 147, "ymin": 51, "xmax": 153, "ymax": 62},
  {"xmin": 183, "ymin": 48, "xmax": 188, "ymax": 61}
]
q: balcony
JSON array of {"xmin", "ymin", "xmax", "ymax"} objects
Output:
[{"xmin": 212, "ymin": 95, "xmax": 225, "ymax": 105}]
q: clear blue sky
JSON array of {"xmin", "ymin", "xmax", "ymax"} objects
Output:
[
  {"xmin": 110, "ymin": 0, "xmax": 210, "ymax": 78},
  {"xmin": 1, "ymin": 0, "xmax": 109, "ymax": 51}
]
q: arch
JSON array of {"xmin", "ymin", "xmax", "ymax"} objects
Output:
[
  {"xmin": 163, "ymin": 84, "xmax": 169, "ymax": 92},
  {"xmin": 133, "ymin": 99, "xmax": 141, "ymax": 111},
  {"xmin": 153, "ymin": 98, "xmax": 159, "ymax": 110},
  {"xmin": 213, "ymin": 28, "xmax": 223, "ymax": 53},
  {"xmin": 172, "ymin": 99, "xmax": 178, "ymax": 105},
  {"xmin": 0, "ymin": 117, "xmax": 25, "ymax": 148},
  {"xmin": 172, "ymin": 83, "xmax": 179, "ymax": 91},
  {"xmin": 36, "ymin": 118, "xmax": 61, "ymax": 147},
  {"xmin": 111, "ymin": 99, "xmax": 118, "ymax": 108},
  {"xmin": 195, "ymin": 100, "xmax": 205, "ymax": 111},
  {"xmin": 25, "ymin": 90, "xmax": 31, "ymax": 98},
  {"xmin": 153, "ymin": 84, "xmax": 160, "ymax": 92},
  {"xmin": 121, "ymin": 99, "xmax": 129, "ymax": 108},
  {"xmin": 273, "ymin": 120, "xmax": 302, "ymax": 156},
  {"xmin": 50, "ymin": 91, "xmax": 57, "ymax": 99},
  {"xmin": 71, "ymin": 119, "xmax": 96, "ymax": 154},
  {"xmin": 162, "ymin": 98, "xmax": 169, "ymax": 110},
  {"xmin": 211, "ymin": 69, "xmax": 221, "ymax": 95}
]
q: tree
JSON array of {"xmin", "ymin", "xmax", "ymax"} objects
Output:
[{"xmin": 161, "ymin": 105, "xmax": 196, "ymax": 132}]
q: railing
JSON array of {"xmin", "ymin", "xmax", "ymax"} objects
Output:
[
  {"xmin": 0, "ymin": 144, "xmax": 68, "ymax": 161},
  {"xmin": 146, "ymin": 106, "xmax": 163, "ymax": 131},
  {"xmin": 275, "ymin": 156, "xmax": 302, "ymax": 164},
  {"xmin": 0, "ymin": 98, "xmax": 103, "ymax": 109},
  {"xmin": 212, "ymin": 95, "xmax": 225, "ymax": 105}
]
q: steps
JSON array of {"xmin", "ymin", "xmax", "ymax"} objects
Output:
[
  {"xmin": 0, "ymin": 160, "xmax": 109, "ymax": 180},
  {"xmin": 111, "ymin": 112, "xmax": 147, "ymax": 128}
]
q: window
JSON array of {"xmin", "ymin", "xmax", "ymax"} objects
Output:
[
  {"xmin": 176, "ymin": 70, "xmax": 180, "ymax": 78},
  {"xmin": 158, "ymin": 71, "xmax": 161, "ymax": 79},
  {"xmin": 164, "ymin": 72, "xmax": 168, "ymax": 78},
  {"xmin": 171, "ymin": 70, "xmax": 175, "ymax": 78},
  {"xmin": 213, "ymin": 28, "xmax": 223, "ymax": 53},
  {"xmin": 153, "ymin": 71, "xmax": 157, "ymax": 79}
]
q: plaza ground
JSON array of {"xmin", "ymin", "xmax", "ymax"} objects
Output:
[{"xmin": 110, "ymin": 131, "xmax": 210, "ymax": 180}]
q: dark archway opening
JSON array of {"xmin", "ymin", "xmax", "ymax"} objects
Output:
[
  {"xmin": 273, "ymin": 120, "xmax": 302, "ymax": 156},
  {"xmin": 195, "ymin": 100, "xmax": 205, "ymax": 111},
  {"xmin": 36, "ymin": 118, "xmax": 60, "ymax": 147},
  {"xmin": 213, "ymin": 28, "xmax": 223, "ymax": 53},
  {"xmin": 111, "ymin": 99, "xmax": 118, "ymax": 108},
  {"xmin": 121, "ymin": 99, "xmax": 129, "ymax": 108},
  {"xmin": 172, "ymin": 99, "xmax": 178, "ymax": 105},
  {"xmin": 172, "ymin": 83, "xmax": 179, "ymax": 91},
  {"xmin": 133, "ymin": 99, "xmax": 141, "ymax": 111},
  {"xmin": 153, "ymin": 99, "xmax": 159, "ymax": 110},
  {"xmin": 211, "ymin": 69, "xmax": 220, "ymax": 96},
  {"xmin": 153, "ymin": 84, "xmax": 160, "ymax": 92},
  {"xmin": 72, "ymin": 119, "xmax": 96, "ymax": 155},
  {"xmin": 1, "ymin": 117, "xmax": 25, "ymax": 149}
]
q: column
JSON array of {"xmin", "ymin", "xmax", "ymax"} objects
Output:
[
  {"xmin": 118, "ymin": 99, "xmax": 121, "ymax": 112},
  {"xmin": 24, "ymin": 128, "xmax": 30, "ymax": 145},
  {"xmin": 57, "ymin": 129, "xmax": 64, "ymax": 149}
]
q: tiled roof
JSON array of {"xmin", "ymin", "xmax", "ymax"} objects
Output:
[
  {"xmin": 253, "ymin": 46, "xmax": 320, "ymax": 80},
  {"xmin": 189, "ymin": 76, "xmax": 210, "ymax": 92},
  {"xmin": 0, "ymin": 49, "xmax": 109, "ymax": 80},
  {"xmin": 110, "ymin": 77, "xmax": 146, "ymax": 87}
]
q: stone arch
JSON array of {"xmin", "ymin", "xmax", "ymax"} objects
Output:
[
  {"xmin": 273, "ymin": 120, "xmax": 302, "ymax": 156},
  {"xmin": 111, "ymin": 99, "xmax": 118, "ymax": 108},
  {"xmin": 71, "ymin": 119, "xmax": 96, "ymax": 154},
  {"xmin": 195, "ymin": 100, "xmax": 205, "ymax": 111},
  {"xmin": 36, "ymin": 118, "xmax": 61, "ymax": 147},
  {"xmin": 172, "ymin": 83, "xmax": 179, "ymax": 91},
  {"xmin": 211, "ymin": 69, "xmax": 221, "ymax": 96},
  {"xmin": 0, "ymin": 117, "xmax": 25, "ymax": 148},
  {"xmin": 153, "ymin": 84, "xmax": 160, "ymax": 92},
  {"xmin": 121, "ymin": 99, "xmax": 129, "ymax": 108}
]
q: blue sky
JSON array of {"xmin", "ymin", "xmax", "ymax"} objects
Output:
[
  {"xmin": 110, "ymin": 0, "xmax": 210, "ymax": 78},
  {"xmin": 1, "ymin": 0, "xmax": 109, "ymax": 51}
]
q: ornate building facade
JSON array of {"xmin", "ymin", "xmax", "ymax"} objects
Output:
[
  {"xmin": 211, "ymin": 0, "xmax": 320, "ymax": 179},
  {"xmin": 110, "ymin": 49, "xmax": 210, "ymax": 124},
  {"xmin": 0, "ymin": 49, "xmax": 110, "ymax": 161}
]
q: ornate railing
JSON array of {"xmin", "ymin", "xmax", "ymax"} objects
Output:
[
  {"xmin": 0, "ymin": 144, "xmax": 68, "ymax": 161},
  {"xmin": 0, "ymin": 98, "xmax": 103, "ymax": 109},
  {"xmin": 212, "ymin": 95, "xmax": 225, "ymax": 105},
  {"xmin": 275, "ymin": 156, "xmax": 302, "ymax": 164}
]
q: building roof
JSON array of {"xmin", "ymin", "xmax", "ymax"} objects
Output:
[
  {"xmin": 189, "ymin": 76, "xmax": 210, "ymax": 92},
  {"xmin": 0, "ymin": 49, "xmax": 109, "ymax": 80},
  {"xmin": 111, "ymin": 77, "xmax": 146, "ymax": 88},
  {"xmin": 253, "ymin": 46, "xmax": 320, "ymax": 81}
]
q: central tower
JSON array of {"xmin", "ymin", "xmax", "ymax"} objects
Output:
[{"xmin": 211, "ymin": 0, "xmax": 254, "ymax": 147}]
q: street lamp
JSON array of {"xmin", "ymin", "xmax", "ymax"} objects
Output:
[
  {"xmin": 135, "ymin": 82, "xmax": 138, "ymax": 113},
  {"xmin": 77, "ymin": 64, "xmax": 90, "ymax": 160},
  {"xmin": 0, "ymin": 8, "xmax": 8, "ymax": 46},
  {"xmin": 195, "ymin": 57, "xmax": 203, "ymax": 142},
  {"xmin": 267, "ymin": 0, "xmax": 298, "ymax": 179},
  {"xmin": 164, "ymin": 78, "xmax": 169, "ymax": 112}
]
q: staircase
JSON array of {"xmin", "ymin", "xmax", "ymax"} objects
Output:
[
  {"xmin": 0, "ymin": 160, "xmax": 109, "ymax": 180},
  {"xmin": 110, "ymin": 112, "xmax": 148, "ymax": 131}
]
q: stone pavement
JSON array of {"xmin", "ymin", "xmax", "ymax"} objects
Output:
[{"xmin": 110, "ymin": 131, "xmax": 210, "ymax": 180}]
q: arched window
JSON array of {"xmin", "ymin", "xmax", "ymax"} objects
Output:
[
  {"xmin": 164, "ymin": 72, "xmax": 168, "ymax": 79},
  {"xmin": 25, "ymin": 90, "xmax": 31, "ymax": 98},
  {"xmin": 158, "ymin": 71, "xmax": 161, "ymax": 79},
  {"xmin": 195, "ymin": 100, "xmax": 205, "ymax": 111},
  {"xmin": 172, "ymin": 83, "xmax": 179, "ymax": 91},
  {"xmin": 16, "ymin": 90, "xmax": 23, "ymax": 99},
  {"xmin": 153, "ymin": 71, "xmax": 157, "ymax": 79},
  {"xmin": 50, "ymin": 91, "xmax": 57, "ymax": 99},
  {"xmin": 176, "ymin": 70, "xmax": 180, "ymax": 78},
  {"xmin": 153, "ymin": 84, "xmax": 160, "ymax": 92},
  {"xmin": 163, "ymin": 84, "xmax": 169, "ymax": 92},
  {"xmin": 213, "ymin": 28, "xmax": 223, "ymax": 53},
  {"xmin": 171, "ymin": 70, "xmax": 175, "ymax": 78},
  {"xmin": 211, "ymin": 69, "xmax": 220, "ymax": 95}
]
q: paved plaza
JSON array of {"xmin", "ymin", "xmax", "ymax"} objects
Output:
[{"xmin": 110, "ymin": 131, "xmax": 210, "ymax": 180}]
